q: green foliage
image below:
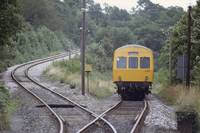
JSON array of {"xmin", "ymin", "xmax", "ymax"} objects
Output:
[
  {"xmin": 0, "ymin": 19, "xmax": 75, "ymax": 72},
  {"xmin": 0, "ymin": 0, "xmax": 24, "ymax": 45},
  {"xmin": 86, "ymin": 37, "xmax": 114, "ymax": 73},
  {"xmin": 0, "ymin": 0, "xmax": 70, "ymax": 72},
  {"xmin": 0, "ymin": 83, "xmax": 20, "ymax": 130},
  {"xmin": 177, "ymin": 105, "xmax": 197, "ymax": 121},
  {"xmin": 176, "ymin": 105, "xmax": 198, "ymax": 133},
  {"xmin": 159, "ymin": 1, "xmax": 200, "ymax": 86},
  {"xmin": 133, "ymin": 21, "xmax": 166, "ymax": 50},
  {"xmin": 56, "ymin": 57, "xmax": 81, "ymax": 74},
  {"xmin": 153, "ymin": 68, "xmax": 169, "ymax": 86},
  {"xmin": 0, "ymin": 0, "xmax": 24, "ymax": 72},
  {"xmin": 156, "ymin": 6, "xmax": 184, "ymax": 29},
  {"xmin": 137, "ymin": 0, "xmax": 165, "ymax": 21},
  {"xmin": 1, "ymin": 0, "xmax": 185, "ymax": 81},
  {"xmin": 191, "ymin": 56, "xmax": 200, "ymax": 87},
  {"xmin": 18, "ymin": 0, "xmax": 65, "ymax": 32},
  {"xmin": 45, "ymin": 56, "xmax": 115, "ymax": 99},
  {"xmin": 88, "ymin": 3, "xmax": 103, "ymax": 25}
]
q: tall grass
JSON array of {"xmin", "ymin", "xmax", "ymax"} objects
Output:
[
  {"xmin": 153, "ymin": 84, "xmax": 200, "ymax": 129},
  {"xmin": 153, "ymin": 84, "xmax": 200, "ymax": 108},
  {"xmin": 44, "ymin": 57, "xmax": 116, "ymax": 98}
]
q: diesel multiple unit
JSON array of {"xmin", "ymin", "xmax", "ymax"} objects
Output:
[{"xmin": 113, "ymin": 44, "xmax": 154, "ymax": 100}]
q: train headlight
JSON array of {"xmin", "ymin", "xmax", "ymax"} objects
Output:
[
  {"xmin": 118, "ymin": 75, "xmax": 121, "ymax": 81},
  {"xmin": 145, "ymin": 76, "xmax": 148, "ymax": 81}
]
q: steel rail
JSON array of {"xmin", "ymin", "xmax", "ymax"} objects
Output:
[
  {"xmin": 11, "ymin": 52, "xmax": 71, "ymax": 133},
  {"xmin": 25, "ymin": 54, "xmax": 119, "ymax": 133},
  {"xmin": 77, "ymin": 100, "xmax": 122, "ymax": 133},
  {"xmin": 130, "ymin": 100, "xmax": 148, "ymax": 133},
  {"xmin": 12, "ymin": 51, "xmax": 118, "ymax": 133}
]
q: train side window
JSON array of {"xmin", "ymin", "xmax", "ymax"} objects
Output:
[
  {"xmin": 129, "ymin": 57, "xmax": 138, "ymax": 69},
  {"xmin": 117, "ymin": 57, "xmax": 127, "ymax": 68},
  {"xmin": 140, "ymin": 57, "xmax": 150, "ymax": 69}
]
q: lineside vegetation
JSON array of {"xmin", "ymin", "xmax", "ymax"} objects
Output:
[
  {"xmin": 0, "ymin": 83, "xmax": 20, "ymax": 130},
  {"xmin": 153, "ymin": 71, "xmax": 200, "ymax": 131},
  {"xmin": 44, "ymin": 55, "xmax": 116, "ymax": 99}
]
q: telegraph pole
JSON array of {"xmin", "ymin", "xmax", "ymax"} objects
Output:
[
  {"xmin": 186, "ymin": 6, "xmax": 191, "ymax": 87},
  {"xmin": 169, "ymin": 27, "xmax": 173, "ymax": 86},
  {"xmin": 81, "ymin": 0, "xmax": 86, "ymax": 95}
]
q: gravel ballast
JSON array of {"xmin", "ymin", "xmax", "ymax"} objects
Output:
[{"xmin": 0, "ymin": 55, "xmax": 179, "ymax": 132}]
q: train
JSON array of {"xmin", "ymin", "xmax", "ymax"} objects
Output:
[{"xmin": 113, "ymin": 44, "xmax": 154, "ymax": 100}]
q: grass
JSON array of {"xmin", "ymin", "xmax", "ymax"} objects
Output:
[
  {"xmin": 87, "ymin": 79, "xmax": 116, "ymax": 99},
  {"xmin": 153, "ymin": 84, "xmax": 200, "ymax": 112},
  {"xmin": 44, "ymin": 58, "xmax": 116, "ymax": 99},
  {"xmin": 153, "ymin": 83, "xmax": 200, "ymax": 131},
  {"xmin": 0, "ymin": 83, "xmax": 21, "ymax": 131}
]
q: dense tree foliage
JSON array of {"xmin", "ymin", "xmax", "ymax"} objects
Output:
[
  {"xmin": 0, "ymin": 0, "xmax": 23, "ymax": 45},
  {"xmin": 0, "ymin": 0, "xmax": 24, "ymax": 71},
  {"xmin": 159, "ymin": 0, "xmax": 200, "ymax": 86},
  {"xmin": 86, "ymin": 0, "xmax": 184, "ymax": 72},
  {"xmin": 1, "ymin": 0, "xmax": 185, "ymax": 74}
]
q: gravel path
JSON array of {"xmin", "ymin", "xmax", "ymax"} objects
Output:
[{"xmin": 0, "ymin": 54, "xmax": 179, "ymax": 133}]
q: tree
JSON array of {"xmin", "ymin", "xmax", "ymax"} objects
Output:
[
  {"xmin": 137, "ymin": 0, "xmax": 165, "ymax": 21},
  {"xmin": 18, "ymin": 0, "xmax": 65, "ymax": 31},
  {"xmin": 0, "ymin": 0, "xmax": 24, "ymax": 72},
  {"xmin": 159, "ymin": 0, "xmax": 200, "ymax": 85},
  {"xmin": 0, "ymin": 0, "xmax": 23, "ymax": 45},
  {"xmin": 109, "ymin": 6, "xmax": 131, "ymax": 21},
  {"xmin": 156, "ymin": 6, "xmax": 184, "ymax": 29},
  {"xmin": 134, "ymin": 22, "xmax": 166, "ymax": 51},
  {"xmin": 88, "ymin": 3, "xmax": 103, "ymax": 25}
]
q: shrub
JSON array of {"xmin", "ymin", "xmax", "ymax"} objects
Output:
[
  {"xmin": 0, "ymin": 84, "xmax": 20, "ymax": 130},
  {"xmin": 45, "ymin": 55, "xmax": 116, "ymax": 98}
]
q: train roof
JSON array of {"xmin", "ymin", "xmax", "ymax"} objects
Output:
[{"xmin": 116, "ymin": 44, "xmax": 152, "ymax": 51}]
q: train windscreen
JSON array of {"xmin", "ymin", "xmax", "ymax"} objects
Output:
[
  {"xmin": 129, "ymin": 57, "xmax": 138, "ymax": 69},
  {"xmin": 117, "ymin": 57, "xmax": 127, "ymax": 68},
  {"xmin": 140, "ymin": 57, "xmax": 150, "ymax": 69}
]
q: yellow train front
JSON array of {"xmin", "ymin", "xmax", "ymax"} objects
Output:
[{"xmin": 113, "ymin": 44, "xmax": 154, "ymax": 100}]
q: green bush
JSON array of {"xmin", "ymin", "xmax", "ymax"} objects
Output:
[
  {"xmin": 0, "ymin": 84, "xmax": 20, "ymax": 130},
  {"xmin": 0, "ymin": 23, "xmax": 76, "ymax": 73},
  {"xmin": 45, "ymin": 55, "xmax": 116, "ymax": 98},
  {"xmin": 153, "ymin": 68, "xmax": 169, "ymax": 86}
]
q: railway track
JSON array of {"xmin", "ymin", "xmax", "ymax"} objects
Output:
[
  {"xmin": 11, "ymin": 53, "xmax": 70, "ymax": 133},
  {"xmin": 10, "ymin": 52, "xmax": 117, "ymax": 133},
  {"xmin": 78, "ymin": 100, "xmax": 148, "ymax": 133},
  {"xmin": 11, "ymin": 52, "xmax": 148, "ymax": 133}
]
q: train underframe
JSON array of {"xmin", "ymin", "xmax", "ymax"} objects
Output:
[{"xmin": 115, "ymin": 81, "xmax": 152, "ymax": 101}]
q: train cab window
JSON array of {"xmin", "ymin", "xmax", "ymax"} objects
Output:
[
  {"xmin": 140, "ymin": 57, "xmax": 150, "ymax": 69},
  {"xmin": 117, "ymin": 57, "xmax": 127, "ymax": 68},
  {"xmin": 129, "ymin": 57, "xmax": 138, "ymax": 69}
]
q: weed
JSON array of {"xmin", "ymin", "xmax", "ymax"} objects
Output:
[
  {"xmin": 153, "ymin": 84, "xmax": 200, "ymax": 131},
  {"xmin": 0, "ymin": 84, "xmax": 21, "ymax": 130},
  {"xmin": 44, "ymin": 57, "xmax": 116, "ymax": 98}
]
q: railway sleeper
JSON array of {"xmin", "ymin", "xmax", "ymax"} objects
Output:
[{"xmin": 36, "ymin": 104, "xmax": 75, "ymax": 108}]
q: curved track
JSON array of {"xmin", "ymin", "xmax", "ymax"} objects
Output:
[
  {"xmin": 11, "ymin": 53, "xmax": 69, "ymax": 133},
  {"xmin": 11, "ymin": 52, "xmax": 120, "ymax": 133}
]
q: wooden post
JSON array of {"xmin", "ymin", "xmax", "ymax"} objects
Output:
[
  {"xmin": 186, "ymin": 6, "xmax": 191, "ymax": 87},
  {"xmin": 169, "ymin": 27, "xmax": 173, "ymax": 86},
  {"xmin": 87, "ymin": 72, "xmax": 89, "ymax": 92},
  {"xmin": 81, "ymin": 0, "xmax": 86, "ymax": 95}
]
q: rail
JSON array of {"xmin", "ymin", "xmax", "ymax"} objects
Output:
[
  {"xmin": 130, "ymin": 100, "xmax": 148, "ymax": 133},
  {"xmin": 11, "ymin": 53, "xmax": 70, "ymax": 133}
]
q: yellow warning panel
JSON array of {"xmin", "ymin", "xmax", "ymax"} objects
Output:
[{"xmin": 85, "ymin": 64, "xmax": 92, "ymax": 72}]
